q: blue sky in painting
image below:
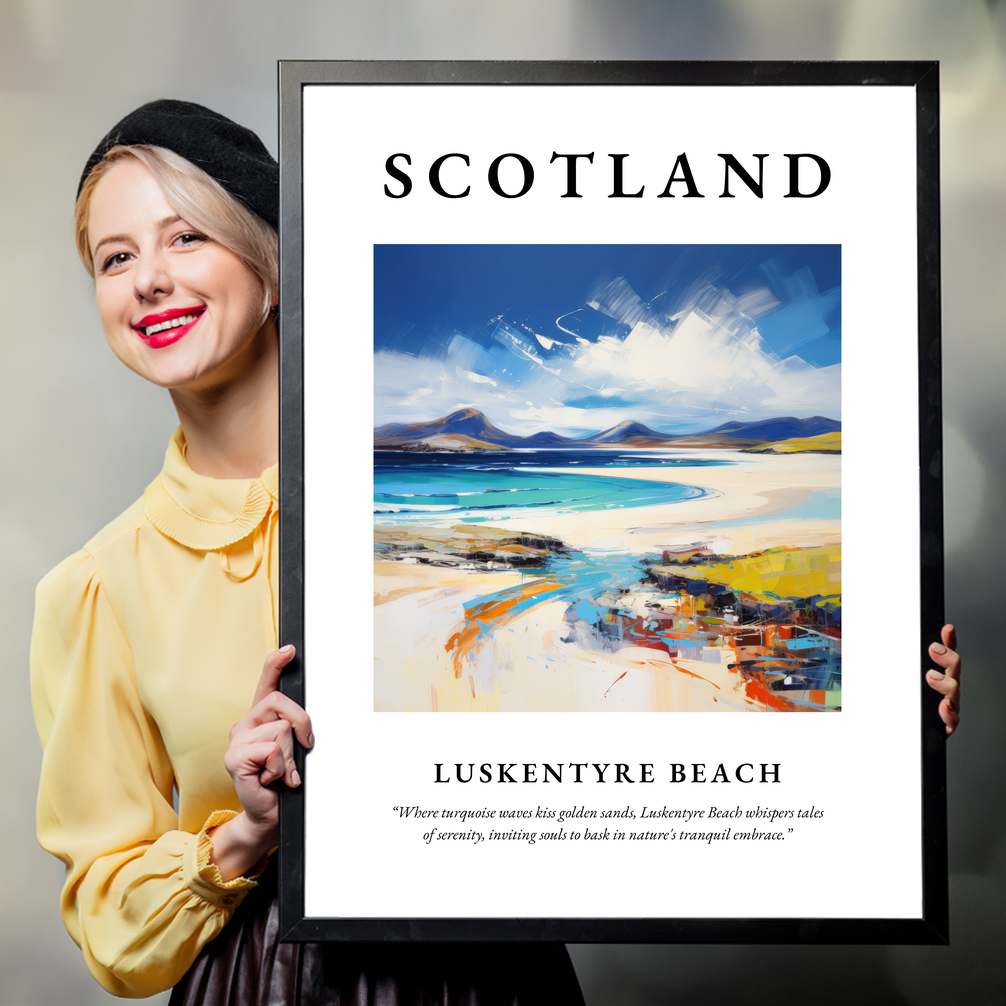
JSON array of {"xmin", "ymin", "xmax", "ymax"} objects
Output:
[{"xmin": 374, "ymin": 244, "xmax": 841, "ymax": 437}]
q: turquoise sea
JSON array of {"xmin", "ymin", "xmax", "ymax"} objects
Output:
[
  {"xmin": 374, "ymin": 449, "xmax": 840, "ymax": 526},
  {"xmin": 373, "ymin": 449, "xmax": 721, "ymax": 520}
]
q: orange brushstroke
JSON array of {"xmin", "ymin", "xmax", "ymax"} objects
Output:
[
  {"xmin": 604, "ymin": 671, "xmax": 628, "ymax": 697},
  {"xmin": 444, "ymin": 580, "xmax": 565, "ymax": 678},
  {"xmin": 741, "ymin": 675, "xmax": 797, "ymax": 711},
  {"xmin": 668, "ymin": 660, "xmax": 721, "ymax": 690}
]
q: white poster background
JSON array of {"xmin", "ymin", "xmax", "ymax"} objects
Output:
[{"xmin": 301, "ymin": 85, "xmax": 920, "ymax": 920}]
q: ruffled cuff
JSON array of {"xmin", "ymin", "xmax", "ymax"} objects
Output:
[{"xmin": 182, "ymin": 810, "xmax": 269, "ymax": 909}]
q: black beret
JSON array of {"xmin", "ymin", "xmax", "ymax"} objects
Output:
[{"xmin": 78, "ymin": 99, "xmax": 278, "ymax": 228}]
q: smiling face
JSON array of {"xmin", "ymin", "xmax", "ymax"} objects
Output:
[{"xmin": 87, "ymin": 158, "xmax": 272, "ymax": 392}]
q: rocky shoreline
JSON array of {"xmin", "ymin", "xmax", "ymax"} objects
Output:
[{"xmin": 374, "ymin": 524, "xmax": 568, "ymax": 570}]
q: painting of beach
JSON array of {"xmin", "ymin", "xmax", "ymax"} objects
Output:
[{"xmin": 373, "ymin": 245, "xmax": 841, "ymax": 712}]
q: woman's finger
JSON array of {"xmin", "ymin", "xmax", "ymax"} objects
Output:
[
  {"xmin": 244, "ymin": 690, "xmax": 313, "ymax": 748},
  {"xmin": 224, "ymin": 738, "xmax": 287, "ymax": 787},
  {"xmin": 925, "ymin": 668, "xmax": 959, "ymax": 702},
  {"xmin": 234, "ymin": 718, "xmax": 301, "ymax": 788},
  {"xmin": 252, "ymin": 644, "xmax": 296, "ymax": 707},
  {"xmin": 928, "ymin": 641, "xmax": 961, "ymax": 681},
  {"xmin": 926, "ymin": 668, "xmax": 960, "ymax": 737},
  {"xmin": 256, "ymin": 742, "xmax": 287, "ymax": 787},
  {"xmin": 939, "ymin": 698, "xmax": 961, "ymax": 737},
  {"xmin": 941, "ymin": 623, "xmax": 957, "ymax": 653},
  {"xmin": 928, "ymin": 624, "xmax": 961, "ymax": 738}
]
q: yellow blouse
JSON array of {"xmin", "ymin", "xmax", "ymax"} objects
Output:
[{"xmin": 31, "ymin": 429, "xmax": 279, "ymax": 998}]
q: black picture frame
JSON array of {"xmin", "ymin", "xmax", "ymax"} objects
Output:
[{"xmin": 277, "ymin": 60, "xmax": 945, "ymax": 944}]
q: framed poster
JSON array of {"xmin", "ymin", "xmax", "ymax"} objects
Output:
[{"xmin": 277, "ymin": 61, "xmax": 946, "ymax": 943}]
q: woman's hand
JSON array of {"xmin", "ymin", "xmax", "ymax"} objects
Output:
[
  {"xmin": 926, "ymin": 624, "xmax": 961, "ymax": 738},
  {"xmin": 209, "ymin": 645, "xmax": 314, "ymax": 881}
]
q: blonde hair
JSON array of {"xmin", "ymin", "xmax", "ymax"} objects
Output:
[{"xmin": 75, "ymin": 145, "xmax": 278, "ymax": 322}]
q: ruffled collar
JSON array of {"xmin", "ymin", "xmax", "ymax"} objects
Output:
[{"xmin": 143, "ymin": 428, "xmax": 278, "ymax": 551}]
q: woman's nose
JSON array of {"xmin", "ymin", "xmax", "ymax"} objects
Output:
[{"xmin": 133, "ymin": 249, "xmax": 173, "ymax": 302}]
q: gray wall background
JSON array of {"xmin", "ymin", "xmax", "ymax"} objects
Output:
[{"xmin": 1, "ymin": 2, "xmax": 1002, "ymax": 1003}]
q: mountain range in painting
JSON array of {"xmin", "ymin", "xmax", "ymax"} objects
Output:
[{"xmin": 374, "ymin": 408, "xmax": 841, "ymax": 452}]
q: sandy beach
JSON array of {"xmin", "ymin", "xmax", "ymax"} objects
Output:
[
  {"xmin": 374, "ymin": 450, "xmax": 841, "ymax": 712},
  {"xmin": 375, "ymin": 451, "xmax": 840, "ymax": 553},
  {"xmin": 374, "ymin": 559, "xmax": 767, "ymax": 712}
]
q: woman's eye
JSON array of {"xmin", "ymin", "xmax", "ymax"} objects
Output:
[
  {"xmin": 101, "ymin": 251, "xmax": 131, "ymax": 273},
  {"xmin": 173, "ymin": 231, "xmax": 208, "ymax": 248}
]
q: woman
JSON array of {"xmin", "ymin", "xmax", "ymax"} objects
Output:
[
  {"xmin": 33, "ymin": 99, "xmax": 962, "ymax": 1003},
  {"xmin": 31, "ymin": 100, "xmax": 586, "ymax": 1003}
]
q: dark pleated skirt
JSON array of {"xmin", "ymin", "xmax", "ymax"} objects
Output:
[{"xmin": 169, "ymin": 869, "xmax": 584, "ymax": 1006}]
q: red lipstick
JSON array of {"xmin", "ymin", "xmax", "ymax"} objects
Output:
[{"xmin": 132, "ymin": 306, "xmax": 206, "ymax": 349}]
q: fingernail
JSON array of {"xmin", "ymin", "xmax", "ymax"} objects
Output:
[
  {"xmin": 292, "ymin": 768, "xmax": 301, "ymax": 787},
  {"xmin": 927, "ymin": 669, "xmax": 944, "ymax": 679},
  {"xmin": 280, "ymin": 644, "xmax": 295, "ymax": 654},
  {"xmin": 931, "ymin": 643, "xmax": 947, "ymax": 654},
  {"xmin": 306, "ymin": 732, "xmax": 315, "ymax": 748}
]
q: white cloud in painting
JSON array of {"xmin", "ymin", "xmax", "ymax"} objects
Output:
[
  {"xmin": 374, "ymin": 276, "xmax": 840, "ymax": 435},
  {"xmin": 373, "ymin": 348, "xmax": 634, "ymax": 435},
  {"xmin": 576, "ymin": 279, "xmax": 839, "ymax": 416},
  {"xmin": 507, "ymin": 402, "xmax": 643, "ymax": 431}
]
